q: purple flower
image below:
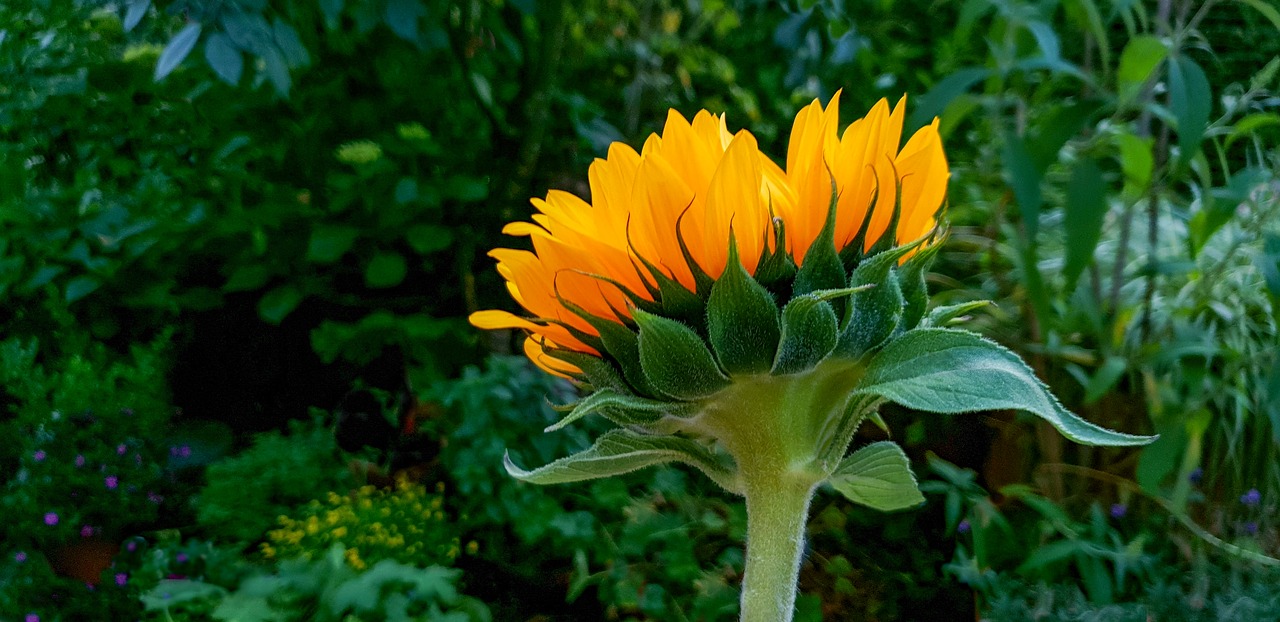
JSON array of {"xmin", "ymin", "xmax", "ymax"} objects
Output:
[
  {"xmin": 134, "ymin": 453, "xmax": 142, "ymax": 465},
  {"xmin": 176, "ymin": 553, "xmax": 189, "ymax": 563},
  {"xmin": 1110, "ymin": 503, "xmax": 1127, "ymax": 519},
  {"xmin": 178, "ymin": 445, "xmax": 192, "ymax": 458},
  {"xmin": 33, "ymin": 450, "xmax": 46, "ymax": 462},
  {"xmin": 1188, "ymin": 468, "xmax": 1203, "ymax": 484},
  {"xmin": 15, "ymin": 551, "xmax": 27, "ymax": 563},
  {"xmin": 957, "ymin": 519, "xmax": 971, "ymax": 534},
  {"xmin": 116, "ymin": 444, "xmax": 127, "ymax": 456},
  {"xmin": 80, "ymin": 525, "xmax": 94, "ymax": 538},
  {"xmin": 147, "ymin": 492, "xmax": 164, "ymax": 505},
  {"xmin": 25, "ymin": 614, "xmax": 38, "ymax": 622},
  {"xmin": 115, "ymin": 573, "xmax": 128, "ymax": 587},
  {"xmin": 74, "ymin": 455, "xmax": 85, "ymax": 467},
  {"xmin": 44, "ymin": 513, "xmax": 59, "ymax": 526},
  {"xmin": 105, "ymin": 476, "xmax": 118, "ymax": 490},
  {"xmin": 1241, "ymin": 489, "xmax": 1262, "ymax": 507},
  {"xmin": 126, "ymin": 541, "xmax": 137, "ymax": 552},
  {"xmin": 1245, "ymin": 521, "xmax": 1259, "ymax": 535}
]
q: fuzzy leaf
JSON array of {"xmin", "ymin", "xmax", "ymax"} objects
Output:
[
  {"xmin": 707, "ymin": 241, "xmax": 780, "ymax": 375},
  {"xmin": 635, "ymin": 309, "xmax": 730, "ymax": 400},
  {"xmin": 772, "ymin": 294, "xmax": 839, "ymax": 375},
  {"xmin": 855, "ymin": 328, "xmax": 1157, "ymax": 446},
  {"xmin": 545, "ymin": 388, "xmax": 688, "ymax": 432},
  {"xmin": 922, "ymin": 300, "xmax": 992, "ymax": 327},
  {"xmin": 836, "ymin": 245, "xmax": 913, "ymax": 357},
  {"xmin": 505, "ymin": 428, "xmax": 739, "ymax": 492},
  {"xmin": 828, "ymin": 441, "xmax": 924, "ymax": 511}
]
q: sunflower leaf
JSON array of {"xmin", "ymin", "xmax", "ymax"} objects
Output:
[
  {"xmin": 635, "ymin": 309, "xmax": 731, "ymax": 400},
  {"xmin": 854, "ymin": 328, "xmax": 1158, "ymax": 446},
  {"xmin": 505, "ymin": 428, "xmax": 740, "ymax": 492},
  {"xmin": 546, "ymin": 388, "xmax": 691, "ymax": 432},
  {"xmin": 707, "ymin": 238, "xmax": 781, "ymax": 375},
  {"xmin": 828, "ymin": 441, "xmax": 925, "ymax": 511}
]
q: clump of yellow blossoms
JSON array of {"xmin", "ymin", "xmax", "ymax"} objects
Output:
[{"xmin": 262, "ymin": 479, "xmax": 467, "ymax": 571}]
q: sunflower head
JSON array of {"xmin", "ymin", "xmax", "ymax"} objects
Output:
[{"xmin": 470, "ymin": 92, "xmax": 950, "ymax": 397}]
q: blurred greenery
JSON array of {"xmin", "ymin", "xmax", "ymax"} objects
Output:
[{"xmin": 2, "ymin": 0, "xmax": 1279, "ymax": 620}]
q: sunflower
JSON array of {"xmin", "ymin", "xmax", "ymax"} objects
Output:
[{"xmin": 470, "ymin": 92, "xmax": 949, "ymax": 377}]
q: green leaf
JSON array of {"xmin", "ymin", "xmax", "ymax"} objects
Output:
[
  {"xmin": 1226, "ymin": 112, "xmax": 1280, "ymax": 147},
  {"xmin": 707, "ymin": 241, "xmax": 780, "ymax": 375},
  {"xmin": 319, "ymin": 0, "xmax": 344, "ymax": 28},
  {"xmin": 1167, "ymin": 56, "xmax": 1212, "ymax": 162},
  {"xmin": 365, "ymin": 252, "xmax": 408, "ymax": 288},
  {"xmin": 922, "ymin": 300, "xmax": 991, "ymax": 327},
  {"xmin": 772, "ymin": 294, "xmax": 839, "ymax": 375},
  {"xmin": 855, "ymin": 328, "xmax": 1157, "ymax": 446},
  {"xmin": 141, "ymin": 580, "xmax": 227, "ymax": 611},
  {"xmin": 908, "ymin": 68, "xmax": 991, "ymax": 130},
  {"xmin": 258, "ymin": 285, "xmax": 303, "ymax": 324},
  {"xmin": 124, "ymin": 0, "xmax": 151, "ymax": 32},
  {"xmin": 827, "ymin": 441, "xmax": 924, "ymax": 511},
  {"xmin": 1003, "ymin": 131, "xmax": 1043, "ymax": 239},
  {"xmin": 1116, "ymin": 35, "xmax": 1167, "ymax": 103},
  {"xmin": 64, "ymin": 275, "xmax": 101, "ymax": 303},
  {"xmin": 224, "ymin": 264, "xmax": 271, "ymax": 292},
  {"xmin": 635, "ymin": 309, "xmax": 730, "ymax": 400},
  {"xmin": 1083, "ymin": 356, "xmax": 1127, "ymax": 404},
  {"xmin": 306, "ymin": 226, "xmax": 360, "ymax": 263},
  {"xmin": 1062, "ymin": 157, "xmax": 1107, "ymax": 293},
  {"xmin": 899, "ymin": 243, "xmax": 941, "ymax": 331},
  {"xmin": 155, "ymin": 22, "xmax": 202, "ymax": 80},
  {"xmin": 204, "ymin": 32, "xmax": 243, "ymax": 85},
  {"xmin": 1240, "ymin": 0, "xmax": 1280, "ymax": 34},
  {"xmin": 545, "ymin": 388, "xmax": 689, "ymax": 432},
  {"xmin": 261, "ymin": 47, "xmax": 291, "ymax": 96},
  {"xmin": 405, "ymin": 224, "xmax": 454, "ymax": 254},
  {"xmin": 1114, "ymin": 132, "xmax": 1154, "ymax": 202},
  {"xmin": 271, "ymin": 19, "xmax": 309, "ymax": 67},
  {"xmin": 505, "ymin": 428, "xmax": 738, "ymax": 492}
]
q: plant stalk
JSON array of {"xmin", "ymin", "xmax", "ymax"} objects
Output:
[{"xmin": 739, "ymin": 474, "xmax": 817, "ymax": 622}]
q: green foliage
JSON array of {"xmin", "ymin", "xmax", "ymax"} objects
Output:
[
  {"xmin": 828, "ymin": 441, "xmax": 924, "ymax": 512},
  {"xmin": 196, "ymin": 418, "xmax": 357, "ymax": 543},
  {"xmin": 139, "ymin": 545, "xmax": 490, "ymax": 622}
]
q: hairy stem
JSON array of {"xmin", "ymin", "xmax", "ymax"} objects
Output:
[{"xmin": 740, "ymin": 473, "xmax": 816, "ymax": 622}]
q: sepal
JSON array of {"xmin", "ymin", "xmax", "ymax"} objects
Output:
[
  {"xmin": 545, "ymin": 388, "xmax": 695, "ymax": 432},
  {"xmin": 922, "ymin": 300, "xmax": 992, "ymax": 328},
  {"xmin": 834, "ymin": 244, "xmax": 915, "ymax": 358},
  {"xmin": 634, "ymin": 309, "xmax": 731, "ymax": 400},
  {"xmin": 707, "ymin": 238, "xmax": 781, "ymax": 375},
  {"xmin": 771, "ymin": 295, "xmax": 839, "ymax": 375}
]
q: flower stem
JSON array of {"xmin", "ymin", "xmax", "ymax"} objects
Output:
[{"xmin": 740, "ymin": 474, "xmax": 817, "ymax": 622}]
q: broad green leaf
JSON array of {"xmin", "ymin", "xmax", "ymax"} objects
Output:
[
  {"xmin": 405, "ymin": 224, "xmax": 454, "ymax": 254},
  {"xmin": 364, "ymin": 252, "xmax": 407, "ymax": 288},
  {"xmin": 1168, "ymin": 56, "xmax": 1211, "ymax": 162},
  {"xmin": 271, "ymin": 19, "xmax": 309, "ymax": 67},
  {"xmin": 258, "ymin": 284, "xmax": 303, "ymax": 324},
  {"xmin": 204, "ymin": 32, "xmax": 243, "ymax": 85},
  {"xmin": 155, "ymin": 22, "xmax": 202, "ymax": 80},
  {"xmin": 261, "ymin": 47, "xmax": 291, "ymax": 96},
  {"xmin": 319, "ymin": 0, "xmax": 344, "ymax": 28},
  {"xmin": 908, "ymin": 68, "xmax": 991, "ymax": 130},
  {"xmin": 1116, "ymin": 35, "xmax": 1167, "ymax": 103},
  {"xmin": 1062, "ymin": 158, "xmax": 1107, "ymax": 293},
  {"xmin": 1114, "ymin": 132, "xmax": 1154, "ymax": 202},
  {"xmin": 306, "ymin": 226, "xmax": 360, "ymax": 263},
  {"xmin": 855, "ymin": 328, "xmax": 1157, "ymax": 446},
  {"xmin": 545, "ymin": 388, "xmax": 689, "ymax": 432},
  {"xmin": 141, "ymin": 580, "xmax": 227, "ymax": 610},
  {"xmin": 772, "ymin": 294, "xmax": 839, "ymax": 375},
  {"xmin": 635, "ymin": 309, "xmax": 730, "ymax": 400},
  {"xmin": 1002, "ymin": 131, "xmax": 1042, "ymax": 238},
  {"xmin": 828, "ymin": 441, "xmax": 924, "ymax": 511},
  {"xmin": 505, "ymin": 428, "xmax": 738, "ymax": 492},
  {"xmin": 707, "ymin": 241, "xmax": 780, "ymax": 375}
]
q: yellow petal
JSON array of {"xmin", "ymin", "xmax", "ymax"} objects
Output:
[
  {"xmin": 701, "ymin": 130, "xmax": 767, "ymax": 276},
  {"xmin": 469, "ymin": 309, "xmax": 541, "ymax": 332},
  {"xmin": 524, "ymin": 336, "xmax": 581, "ymax": 379}
]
